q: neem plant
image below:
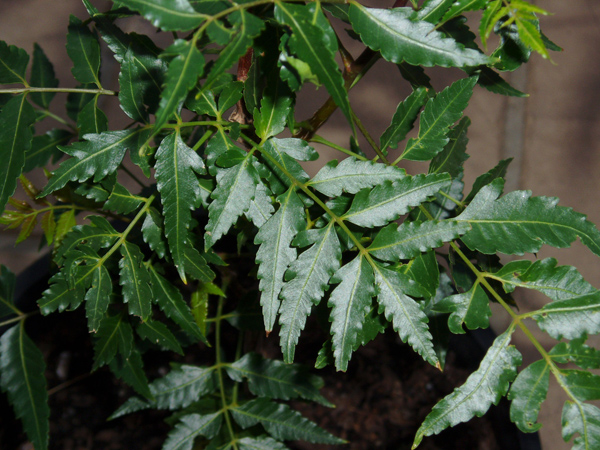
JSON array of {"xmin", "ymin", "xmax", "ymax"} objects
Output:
[{"xmin": 1, "ymin": 0, "xmax": 599, "ymax": 449}]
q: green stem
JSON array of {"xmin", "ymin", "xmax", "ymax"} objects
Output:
[
  {"xmin": 193, "ymin": 130, "xmax": 214, "ymax": 151},
  {"xmin": 34, "ymin": 108, "xmax": 77, "ymax": 131},
  {"xmin": 350, "ymin": 108, "xmax": 389, "ymax": 164},
  {"xmin": 0, "ymin": 87, "xmax": 116, "ymax": 96},
  {"xmin": 215, "ymin": 295, "xmax": 238, "ymax": 449},
  {"xmin": 0, "ymin": 310, "xmax": 38, "ymax": 328},
  {"xmin": 310, "ymin": 135, "xmax": 368, "ymax": 161},
  {"xmin": 231, "ymin": 332, "xmax": 244, "ymax": 404},
  {"xmin": 437, "ymin": 190, "xmax": 464, "ymax": 208}
]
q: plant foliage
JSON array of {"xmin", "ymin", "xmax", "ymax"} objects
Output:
[{"xmin": 0, "ymin": 0, "xmax": 597, "ymax": 449}]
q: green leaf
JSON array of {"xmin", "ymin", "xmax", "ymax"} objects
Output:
[
  {"xmin": 85, "ymin": 263, "xmax": 112, "ymax": 332},
  {"xmin": 368, "ymin": 220, "xmax": 470, "ymax": 261},
  {"xmin": 474, "ymin": 67, "xmax": 528, "ymax": 97},
  {"xmin": 154, "ymin": 39, "xmax": 205, "ymax": 133},
  {"xmin": 111, "ymin": 364, "xmax": 216, "ymax": 418},
  {"xmin": 441, "ymin": 0, "xmax": 488, "ymax": 22},
  {"xmin": 230, "ymin": 398, "xmax": 343, "ymax": 444},
  {"xmin": 275, "ymin": 2, "xmax": 352, "ymax": 126},
  {"xmin": 0, "ymin": 40, "xmax": 29, "ymax": 84},
  {"xmin": 114, "ymin": 0, "xmax": 205, "ymax": 31},
  {"xmin": 238, "ymin": 436, "xmax": 290, "ymax": 450},
  {"xmin": 560, "ymin": 370, "xmax": 600, "ymax": 402},
  {"xmin": 246, "ymin": 182, "xmax": 275, "ymax": 228},
  {"xmin": 24, "ymin": 129, "xmax": 71, "ymax": 172},
  {"xmin": 415, "ymin": 0, "xmax": 454, "ymax": 23},
  {"xmin": 203, "ymin": 10, "xmax": 264, "ymax": 92},
  {"xmin": 162, "ymin": 413, "xmax": 223, "ymax": 450},
  {"xmin": 93, "ymin": 314, "xmax": 134, "ymax": 370},
  {"xmin": 141, "ymin": 208, "xmax": 168, "ymax": 259},
  {"xmin": 217, "ymin": 81, "xmax": 243, "ymax": 113},
  {"xmin": 373, "ymin": 263, "xmax": 438, "ymax": 366},
  {"xmin": 38, "ymin": 271, "xmax": 85, "ymax": 315},
  {"xmin": 149, "ymin": 266, "xmax": 206, "ymax": 342},
  {"xmin": 328, "ymin": 255, "xmax": 375, "ymax": 371},
  {"xmin": 400, "ymin": 77, "xmax": 477, "ymax": 161},
  {"xmin": 380, "ymin": 87, "xmax": 428, "ymax": 152},
  {"xmin": 0, "ymin": 265, "xmax": 17, "ymax": 319},
  {"xmin": 40, "ymin": 129, "xmax": 145, "ymax": 197},
  {"xmin": 464, "ymin": 158, "xmax": 511, "ymax": 203},
  {"xmin": 183, "ymin": 247, "xmax": 215, "ymax": 283},
  {"xmin": 413, "ymin": 328, "xmax": 521, "ymax": 447},
  {"xmin": 260, "ymin": 138, "xmax": 311, "ymax": 192},
  {"xmin": 226, "ymin": 352, "xmax": 330, "ymax": 405},
  {"xmin": 0, "ymin": 94, "xmax": 36, "ymax": 213},
  {"xmin": 308, "ymin": 157, "xmax": 406, "ymax": 198},
  {"xmin": 435, "ymin": 282, "xmax": 491, "ymax": 333},
  {"xmin": 279, "ymin": 223, "xmax": 340, "ymax": 363},
  {"xmin": 0, "ymin": 323, "xmax": 49, "ymax": 450},
  {"xmin": 341, "ymin": 173, "xmax": 452, "ymax": 228},
  {"xmin": 206, "ymin": 152, "xmax": 259, "ymax": 249},
  {"xmin": 516, "ymin": 18, "xmax": 550, "ymax": 60},
  {"xmin": 507, "ymin": 359, "xmax": 549, "ymax": 433},
  {"xmin": 550, "ymin": 339, "xmax": 600, "ymax": 370},
  {"xmin": 137, "ymin": 320, "xmax": 183, "ymax": 354},
  {"xmin": 403, "ymin": 250, "xmax": 440, "ymax": 298},
  {"xmin": 254, "ymin": 72, "xmax": 293, "ymax": 140},
  {"xmin": 349, "ymin": 5, "xmax": 490, "ymax": 68},
  {"xmin": 104, "ymin": 183, "xmax": 145, "ymax": 214},
  {"xmin": 30, "ymin": 43, "xmax": 59, "ymax": 108},
  {"xmin": 561, "ymin": 401, "xmax": 600, "ymax": 450},
  {"xmin": 255, "ymin": 188, "xmax": 305, "ymax": 332},
  {"xmin": 533, "ymin": 292, "xmax": 600, "ymax": 340},
  {"xmin": 155, "ymin": 132, "xmax": 206, "ymax": 282},
  {"xmin": 119, "ymin": 45, "xmax": 166, "ymax": 123},
  {"xmin": 77, "ymin": 96, "xmax": 108, "ymax": 136},
  {"xmin": 66, "ymin": 15, "xmax": 102, "ymax": 86},
  {"xmin": 457, "ymin": 178, "xmax": 600, "ymax": 257},
  {"xmin": 55, "ymin": 216, "xmax": 119, "ymax": 264},
  {"xmin": 428, "ymin": 116, "xmax": 470, "ymax": 177},
  {"xmin": 109, "ymin": 349, "xmax": 153, "ymax": 400},
  {"xmin": 119, "ymin": 241, "xmax": 153, "ymax": 320}
]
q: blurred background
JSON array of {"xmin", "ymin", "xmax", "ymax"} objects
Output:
[{"xmin": 0, "ymin": 1, "xmax": 599, "ymax": 449}]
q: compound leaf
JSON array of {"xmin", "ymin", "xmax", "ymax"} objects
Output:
[
  {"xmin": 24, "ymin": 129, "xmax": 71, "ymax": 172},
  {"xmin": 30, "ymin": 43, "xmax": 59, "ymax": 108},
  {"xmin": 550, "ymin": 339, "xmax": 600, "ymax": 370},
  {"xmin": 254, "ymin": 71, "xmax": 293, "ymax": 141},
  {"xmin": 141, "ymin": 208, "xmax": 167, "ymax": 259},
  {"xmin": 342, "ymin": 173, "xmax": 451, "ymax": 228},
  {"xmin": 413, "ymin": 328, "xmax": 521, "ymax": 447},
  {"xmin": 373, "ymin": 263, "xmax": 438, "ymax": 366},
  {"xmin": 441, "ymin": 0, "xmax": 488, "ymax": 22},
  {"xmin": 255, "ymin": 188, "xmax": 305, "ymax": 332},
  {"xmin": 457, "ymin": 178, "xmax": 600, "ymax": 257},
  {"xmin": 562, "ymin": 401, "xmax": 600, "ymax": 450},
  {"xmin": 162, "ymin": 413, "xmax": 223, "ymax": 450},
  {"xmin": 92, "ymin": 314, "xmax": 134, "ymax": 370},
  {"xmin": 348, "ymin": 5, "xmax": 490, "ymax": 68},
  {"xmin": 230, "ymin": 397, "xmax": 343, "ymax": 444},
  {"xmin": 380, "ymin": 86, "xmax": 429, "ymax": 152},
  {"xmin": 328, "ymin": 255, "xmax": 375, "ymax": 371},
  {"xmin": 435, "ymin": 282, "xmax": 491, "ymax": 333},
  {"xmin": 507, "ymin": 359, "xmax": 549, "ymax": 433},
  {"xmin": 0, "ymin": 324, "xmax": 49, "ymax": 450},
  {"xmin": 66, "ymin": 15, "xmax": 101, "ymax": 86},
  {"xmin": 533, "ymin": 292, "xmax": 600, "ymax": 340},
  {"xmin": 113, "ymin": 0, "xmax": 205, "ymax": 31},
  {"xmin": 308, "ymin": 157, "xmax": 406, "ymax": 198},
  {"xmin": 85, "ymin": 263, "xmax": 112, "ymax": 332},
  {"xmin": 155, "ymin": 132, "xmax": 206, "ymax": 282},
  {"xmin": 0, "ymin": 94, "xmax": 36, "ymax": 213},
  {"xmin": 400, "ymin": 77, "xmax": 477, "ymax": 161},
  {"xmin": 109, "ymin": 349, "xmax": 153, "ymax": 400},
  {"xmin": 38, "ymin": 271, "xmax": 86, "ymax": 315},
  {"xmin": 227, "ymin": 352, "xmax": 330, "ymax": 405},
  {"xmin": 119, "ymin": 241, "xmax": 153, "ymax": 320},
  {"xmin": 368, "ymin": 220, "xmax": 470, "ymax": 261},
  {"xmin": 279, "ymin": 223, "xmax": 341, "ymax": 363},
  {"xmin": 137, "ymin": 320, "xmax": 183, "ymax": 354},
  {"xmin": 0, "ymin": 40, "xmax": 29, "ymax": 84}
]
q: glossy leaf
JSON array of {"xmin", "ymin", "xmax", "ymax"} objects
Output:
[
  {"xmin": 148, "ymin": 266, "xmax": 206, "ymax": 342},
  {"xmin": 38, "ymin": 271, "xmax": 86, "ymax": 315},
  {"xmin": 111, "ymin": 364, "xmax": 216, "ymax": 418},
  {"xmin": 113, "ymin": 0, "xmax": 205, "ymax": 31},
  {"xmin": 24, "ymin": 129, "xmax": 71, "ymax": 172},
  {"xmin": 55, "ymin": 216, "xmax": 119, "ymax": 265},
  {"xmin": 0, "ymin": 324, "xmax": 49, "ymax": 450},
  {"xmin": 92, "ymin": 314, "xmax": 134, "ymax": 370},
  {"xmin": 435, "ymin": 282, "xmax": 491, "ymax": 333},
  {"xmin": 507, "ymin": 359, "xmax": 549, "ymax": 433},
  {"xmin": 275, "ymin": 2, "xmax": 352, "ymax": 125},
  {"xmin": 85, "ymin": 263, "xmax": 112, "ymax": 332},
  {"xmin": 550, "ymin": 339, "xmax": 600, "ymax": 370},
  {"xmin": 104, "ymin": 183, "xmax": 145, "ymax": 214},
  {"xmin": 30, "ymin": 43, "xmax": 59, "ymax": 108},
  {"xmin": 141, "ymin": 208, "xmax": 167, "ymax": 259},
  {"xmin": 254, "ymin": 72, "xmax": 293, "ymax": 140},
  {"xmin": 441, "ymin": 0, "xmax": 488, "ymax": 22},
  {"xmin": 109, "ymin": 349, "xmax": 153, "ymax": 400},
  {"xmin": 342, "ymin": 173, "xmax": 452, "ymax": 228},
  {"xmin": 373, "ymin": 263, "xmax": 438, "ymax": 366},
  {"xmin": 279, "ymin": 224, "xmax": 341, "ymax": 363},
  {"xmin": 464, "ymin": 158, "xmax": 511, "ymax": 203},
  {"xmin": 137, "ymin": 320, "xmax": 183, "ymax": 354},
  {"xmin": 0, "ymin": 40, "xmax": 29, "ymax": 84},
  {"xmin": 162, "ymin": 413, "xmax": 223, "ymax": 450},
  {"xmin": 230, "ymin": 398, "xmax": 343, "ymax": 444},
  {"xmin": 562, "ymin": 401, "xmax": 600, "ymax": 450},
  {"xmin": 154, "ymin": 40, "xmax": 205, "ymax": 134},
  {"xmin": 155, "ymin": 133, "xmax": 206, "ymax": 282},
  {"xmin": 349, "ymin": 5, "xmax": 490, "ymax": 68},
  {"xmin": 77, "ymin": 97, "xmax": 108, "ymax": 136},
  {"xmin": 328, "ymin": 255, "xmax": 375, "ymax": 371},
  {"xmin": 0, "ymin": 94, "xmax": 36, "ymax": 213},
  {"xmin": 369, "ymin": 220, "xmax": 470, "ymax": 261},
  {"xmin": 40, "ymin": 129, "xmax": 145, "ymax": 196},
  {"xmin": 457, "ymin": 179, "xmax": 600, "ymax": 257},
  {"xmin": 246, "ymin": 182, "xmax": 275, "ymax": 228},
  {"xmin": 533, "ymin": 292, "xmax": 600, "ymax": 340},
  {"xmin": 238, "ymin": 436, "xmax": 290, "ymax": 450},
  {"xmin": 255, "ymin": 188, "xmax": 305, "ymax": 332},
  {"xmin": 380, "ymin": 87, "xmax": 428, "ymax": 152},
  {"xmin": 416, "ymin": 0, "xmax": 454, "ymax": 23},
  {"xmin": 66, "ymin": 15, "xmax": 101, "ymax": 86},
  {"xmin": 413, "ymin": 328, "xmax": 521, "ymax": 447},
  {"xmin": 400, "ymin": 77, "xmax": 477, "ymax": 161},
  {"xmin": 227, "ymin": 352, "xmax": 330, "ymax": 405},
  {"xmin": 308, "ymin": 157, "xmax": 406, "ymax": 198},
  {"xmin": 119, "ymin": 241, "xmax": 153, "ymax": 320}
]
